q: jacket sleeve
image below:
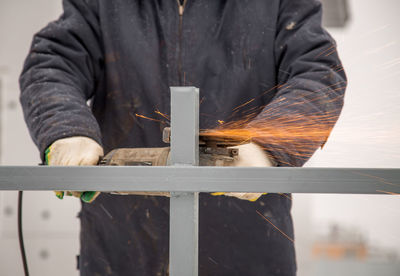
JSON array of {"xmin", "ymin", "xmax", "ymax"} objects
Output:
[
  {"xmin": 19, "ymin": 0, "xmax": 103, "ymax": 161},
  {"xmin": 249, "ymin": 0, "xmax": 347, "ymax": 167}
]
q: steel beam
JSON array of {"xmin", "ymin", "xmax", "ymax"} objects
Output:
[
  {"xmin": 170, "ymin": 86, "xmax": 199, "ymax": 166},
  {"xmin": 1, "ymin": 167, "xmax": 400, "ymax": 194},
  {"xmin": 169, "ymin": 87, "xmax": 199, "ymax": 276}
]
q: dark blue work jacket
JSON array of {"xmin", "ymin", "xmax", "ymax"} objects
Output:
[{"xmin": 20, "ymin": 0, "xmax": 346, "ymax": 275}]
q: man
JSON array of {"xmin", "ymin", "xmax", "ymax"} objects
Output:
[{"xmin": 20, "ymin": 0, "xmax": 346, "ymax": 275}]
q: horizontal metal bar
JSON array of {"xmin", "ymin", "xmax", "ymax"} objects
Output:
[{"xmin": 0, "ymin": 166, "xmax": 399, "ymax": 194}]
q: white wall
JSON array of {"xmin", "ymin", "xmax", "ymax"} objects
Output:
[
  {"xmin": 310, "ymin": 0, "xmax": 400, "ymax": 250},
  {"xmin": 0, "ymin": 1, "xmax": 80, "ymax": 276},
  {"xmin": 0, "ymin": 0, "xmax": 399, "ymax": 275},
  {"xmin": 294, "ymin": 0, "xmax": 400, "ymax": 275}
]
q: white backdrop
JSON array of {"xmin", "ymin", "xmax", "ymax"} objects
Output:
[{"xmin": 1, "ymin": 0, "xmax": 399, "ymax": 275}]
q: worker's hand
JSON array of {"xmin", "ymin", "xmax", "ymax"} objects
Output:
[
  {"xmin": 45, "ymin": 136, "xmax": 104, "ymax": 203},
  {"xmin": 211, "ymin": 142, "xmax": 273, "ymax": 202}
]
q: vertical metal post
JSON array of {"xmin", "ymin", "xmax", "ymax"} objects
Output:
[{"xmin": 169, "ymin": 87, "xmax": 199, "ymax": 276}]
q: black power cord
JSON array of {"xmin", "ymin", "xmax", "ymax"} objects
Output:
[{"xmin": 18, "ymin": 191, "xmax": 29, "ymax": 276}]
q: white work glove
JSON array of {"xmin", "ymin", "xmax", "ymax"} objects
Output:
[
  {"xmin": 212, "ymin": 142, "xmax": 273, "ymax": 202},
  {"xmin": 45, "ymin": 136, "xmax": 104, "ymax": 203}
]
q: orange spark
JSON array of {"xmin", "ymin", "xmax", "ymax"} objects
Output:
[
  {"xmin": 325, "ymin": 49, "xmax": 338, "ymax": 57},
  {"xmin": 155, "ymin": 109, "xmax": 170, "ymax": 121},
  {"xmin": 351, "ymin": 171, "xmax": 400, "ymax": 187},
  {"xmin": 135, "ymin": 113, "xmax": 166, "ymax": 124},
  {"xmin": 256, "ymin": 210, "xmax": 294, "ymax": 243},
  {"xmin": 202, "ymin": 112, "xmax": 338, "ymax": 162},
  {"xmin": 218, "ymin": 120, "xmax": 225, "ymax": 125},
  {"xmin": 377, "ymin": 190, "xmax": 400, "ymax": 196},
  {"xmin": 233, "ymin": 98, "xmax": 255, "ymax": 111},
  {"xmin": 278, "ymin": 193, "xmax": 292, "ymax": 201},
  {"xmin": 315, "ymin": 44, "xmax": 336, "ymax": 59},
  {"xmin": 231, "ymin": 84, "xmax": 286, "ymax": 113},
  {"xmin": 201, "ymin": 81, "xmax": 346, "ymax": 164}
]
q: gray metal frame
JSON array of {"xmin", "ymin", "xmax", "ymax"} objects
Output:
[
  {"xmin": 1, "ymin": 167, "xmax": 399, "ymax": 194},
  {"xmin": 0, "ymin": 87, "xmax": 399, "ymax": 276},
  {"xmin": 169, "ymin": 87, "xmax": 199, "ymax": 275}
]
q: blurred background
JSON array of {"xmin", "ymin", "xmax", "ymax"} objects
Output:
[{"xmin": 0, "ymin": 0, "xmax": 399, "ymax": 275}]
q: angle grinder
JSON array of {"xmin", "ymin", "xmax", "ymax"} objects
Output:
[{"xmin": 99, "ymin": 127, "xmax": 248, "ymax": 196}]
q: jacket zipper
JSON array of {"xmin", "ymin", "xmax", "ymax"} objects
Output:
[{"xmin": 176, "ymin": 0, "xmax": 187, "ymax": 85}]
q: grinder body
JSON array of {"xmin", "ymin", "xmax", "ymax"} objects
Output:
[{"xmin": 99, "ymin": 145, "xmax": 239, "ymax": 196}]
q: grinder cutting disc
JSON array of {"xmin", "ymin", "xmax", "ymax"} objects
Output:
[
  {"xmin": 162, "ymin": 127, "xmax": 249, "ymax": 147},
  {"xmin": 199, "ymin": 132, "xmax": 249, "ymax": 147}
]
